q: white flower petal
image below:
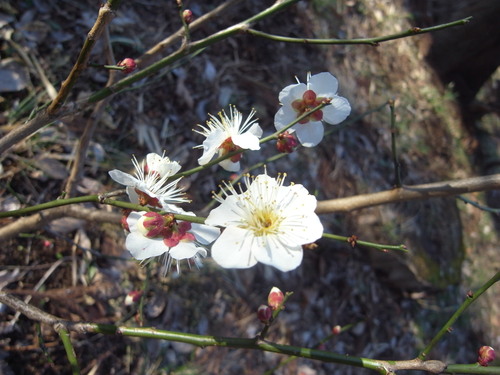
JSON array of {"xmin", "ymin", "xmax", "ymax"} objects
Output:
[
  {"xmin": 309, "ymin": 72, "xmax": 338, "ymax": 96},
  {"xmin": 146, "ymin": 153, "xmax": 182, "ymax": 177},
  {"xmin": 279, "ymin": 82, "xmax": 306, "ymax": 104},
  {"xmin": 232, "ymin": 131, "xmax": 261, "ymax": 150},
  {"xmin": 205, "ymin": 196, "xmax": 247, "ymax": 227},
  {"xmin": 191, "ymin": 223, "xmax": 221, "ymax": 244},
  {"xmin": 126, "ymin": 233, "xmax": 168, "ymax": 260},
  {"xmin": 169, "ymin": 242, "xmax": 203, "ymax": 260},
  {"xmin": 323, "ymin": 97, "xmax": 351, "ymax": 124},
  {"xmin": 295, "ymin": 122, "xmax": 325, "ymax": 147},
  {"xmin": 253, "ymin": 236, "xmax": 303, "ymax": 272},
  {"xmin": 109, "ymin": 170, "xmax": 137, "ymax": 186},
  {"xmin": 211, "ymin": 227, "xmax": 258, "ymax": 269},
  {"xmin": 126, "ymin": 211, "xmax": 144, "ymax": 231},
  {"xmin": 274, "ymin": 107, "xmax": 299, "ymax": 132},
  {"xmin": 219, "ymin": 159, "xmax": 240, "ymax": 172}
]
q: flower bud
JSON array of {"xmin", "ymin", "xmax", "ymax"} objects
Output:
[
  {"xmin": 478, "ymin": 346, "xmax": 495, "ymax": 366},
  {"xmin": 332, "ymin": 325, "xmax": 342, "ymax": 335},
  {"xmin": 121, "ymin": 209, "xmax": 132, "ymax": 232},
  {"xmin": 117, "ymin": 58, "xmax": 137, "ymax": 74},
  {"xmin": 182, "ymin": 9, "xmax": 194, "ymax": 24},
  {"xmin": 268, "ymin": 287, "xmax": 284, "ymax": 310},
  {"xmin": 137, "ymin": 212, "xmax": 165, "ymax": 238},
  {"xmin": 125, "ymin": 290, "xmax": 143, "ymax": 306},
  {"xmin": 276, "ymin": 131, "xmax": 298, "ymax": 154},
  {"xmin": 257, "ymin": 305, "xmax": 272, "ymax": 324}
]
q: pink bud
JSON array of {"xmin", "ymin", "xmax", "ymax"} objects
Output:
[
  {"xmin": 117, "ymin": 58, "xmax": 137, "ymax": 74},
  {"xmin": 276, "ymin": 131, "xmax": 298, "ymax": 154},
  {"xmin": 331, "ymin": 325, "xmax": 342, "ymax": 335},
  {"xmin": 125, "ymin": 290, "xmax": 143, "ymax": 306},
  {"xmin": 257, "ymin": 305, "xmax": 272, "ymax": 324},
  {"xmin": 182, "ymin": 9, "xmax": 194, "ymax": 24},
  {"xmin": 121, "ymin": 209, "xmax": 132, "ymax": 232},
  {"xmin": 137, "ymin": 212, "xmax": 165, "ymax": 238},
  {"xmin": 268, "ymin": 287, "xmax": 284, "ymax": 310},
  {"xmin": 478, "ymin": 346, "xmax": 495, "ymax": 366}
]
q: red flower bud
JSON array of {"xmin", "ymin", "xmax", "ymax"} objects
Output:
[
  {"xmin": 331, "ymin": 325, "xmax": 342, "ymax": 335},
  {"xmin": 125, "ymin": 290, "xmax": 143, "ymax": 306},
  {"xmin": 268, "ymin": 287, "xmax": 284, "ymax": 310},
  {"xmin": 276, "ymin": 131, "xmax": 298, "ymax": 154},
  {"xmin": 117, "ymin": 58, "xmax": 137, "ymax": 74},
  {"xmin": 182, "ymin": 9, "xmax": 194, "ymax": 24},
  {"xmin": 478, "ymin": 346, "xmax": 495, "ymax": 366},
  {"xmin": 257, "ymin": 305, "xmax": 272, "ymax": 324},
  {"xmin": 121, "ymin": 209, "xmax": 132, "ymax": 232}
]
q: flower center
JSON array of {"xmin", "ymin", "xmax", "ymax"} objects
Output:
[
  {"xmin": 219, "ymin": 137, "xmax": 243, "ymax": 162},
  {"xmin": 291, "ymin": 89, "xmax": 328, "ymax": 124},
  {"xmin": 247, "ymin": 208, "xmax": 281, "ymax": 237},
  {"xmin": 135, "ymin": 189, "xmax": 161, "ymax": 208}
]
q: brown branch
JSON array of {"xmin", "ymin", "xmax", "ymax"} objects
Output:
[
  {"xmin": 0, "ymin": 2, "xmax": 119, "ymax": 156},
  {"xmin": 64, "ymin": 26, "xmax": 119, "ymax": 197},
  {"xmin": 136, "ymin": 0, "xmax": 243, "ymax": 68},
  {"xmin": 47, "ymin": 3, "xmax": 117, "ymax": 115},
  {"xmin": 316, "ymin": 174, "xmax": 500, "ymax": 214},
  {"xmin": 0, "ymin": 206, "xmax": 121, "ymax": 242}
]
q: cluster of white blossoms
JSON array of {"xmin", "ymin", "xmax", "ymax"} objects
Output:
[
  {"xmin": 111, "ymin": 72, "xmax": 349, "ymax": 272},
  {"xmin": 109, "ymin": 153, "xmax": 220, "ymax": 273}
]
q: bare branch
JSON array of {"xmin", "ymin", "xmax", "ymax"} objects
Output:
[
  {"xmin": 316, "ymin": 174, "xmax": 500, "ymax": 214},
  {"xmin": 0, "ymin": 206, "xmax": 121, "ymax": 242}
]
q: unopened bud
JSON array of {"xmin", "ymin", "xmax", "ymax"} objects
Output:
[
  {"xmin": 276, "ymin": 131, "xmax": 298, "ymax": 154},
  {"xmin": 257, "ymin": 305, "xmax": 272, "ymax": 324},
  {"xmin": 125, "ymin": 290, "xmax": 143, "ymax": 306},
  {"xmin": 332, "ymin": 325, "xmax": 342, "ymax": 335},
  {"xmin": 121, "ymin": 209, "xmax": 132, "ymax": 232},
  {"xmin": 268, "ymin": 287, "xmax": 284, "ymax": 310},
  {"xmin": 182, "ymin": 9, "xmax": 194, "ymax": 24},
  {"xmin": 117, "ymin": 58, "xmax": 137, "ymax": 74},
  {"xmin": 137, "ymin": 212, "xmax": 165, "ymax": 238},
  {"xmin": 478, "ymin": 346, "xmax": 495, "ymax": 366}
]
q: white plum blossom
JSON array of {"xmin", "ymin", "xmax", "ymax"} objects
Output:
[
  {"xmin": 274, "ymin": 72, "xmax": 351, "ymax": 147},
  {"xmin": 205, "ymin": 172, "xmax": 324, "ymax": 272},
  {"xmin": 125, "ymin": 209, "xmax": 220, "ymax": 273},
  {"xmin": 109, "ymin": 152, "xmax": 188, "ymax": 208},
  {"xmin": 194, "ymin": 105, "xmax": 263, "ymax": 172}
]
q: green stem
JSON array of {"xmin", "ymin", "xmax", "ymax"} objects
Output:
[
  {"xmin": 57, "ymin": 328, "xmax": 80, "ymax": 375},
  {"xmin": 418, "ymin": 271, "xmax": 500, "ymax": 360},
  {"xmin": 76, "ymin": 322, "xmax": 387, "ymax": 372},
  {"xmin": 444, "ymin": 364, "xmax": 500, "ymax": 374},
  {"xmin": 246, "ymin": 16, "xmax": 472, "ymax": 46},
  {"xmin": 322, "ymin": 232, "xmax": 408, "ymax": 252}
]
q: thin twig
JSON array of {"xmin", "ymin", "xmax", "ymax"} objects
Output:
[
  {"xmin": 135, "ymin": 0, "xmax": 243, "ymax": 68},
  {"xmin": 388, "ymin": 99, "xmax": 402, "ymax": 187},
  {"xmin": 418, "ymin": 271, "xmax": 500, "ymax": 361},
  {"xmin": 46, "ymin": 1, "xmax": 120, "ymax": 115},
  {"xmin": 64, "ymin": 26, "xmax": 119, "ymax": 197},
  {"xmin": 245, "ymin": 16, "xmax": 472, "ymax": 46}
]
